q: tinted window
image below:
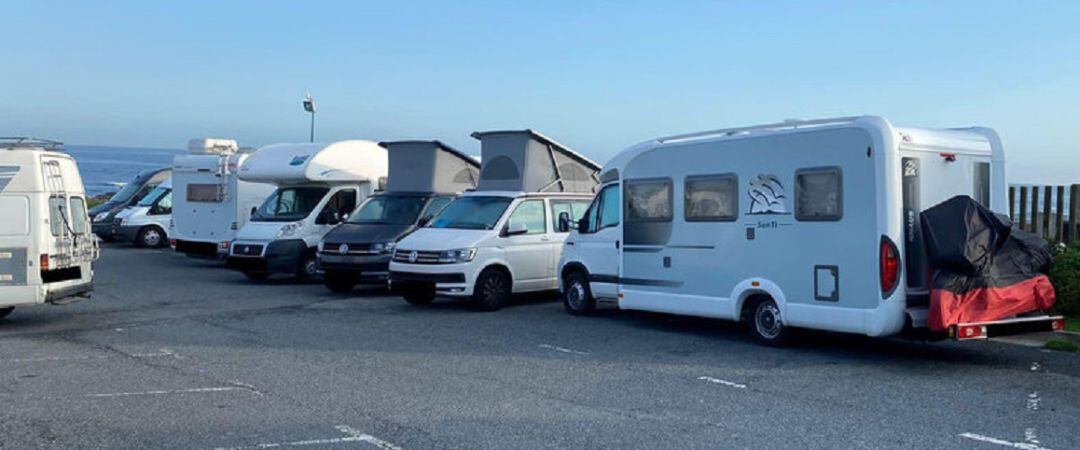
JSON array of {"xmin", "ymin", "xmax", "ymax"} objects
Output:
[
  {"xmin": 422, "ymin": 197, "xmax": 453, "ymax": 219},
  {"xmin": 598, "ymin": 185, "xmax": 620, "ymax": 229},
  {"xmin": 625, "ymin": 179, "xmax": 671, "ymax": 222},
  {"xmin": 49, "ymin": 196, "xmax": 66, "ymax": 236},
  {"xmin": 685, "ymin": 174, "xmax": 738, "ymax": 221},
  {"xmin": 253, "ymin": 187, "xmax": 329, "ymax": 222},
  {"xmin": 348, "ymin": 195, "xmax": 427, "ymax": 225},
  {"xmin": 429, "ymin": 196, "xmax": 513, "ymax": 230},
  {"xmin": 507, "ymin": 200, "xmax": 546, "ymax": 234},
  {"xmin": 795, "ymin": 167, "xmax": 843, "ymax": 221},
  {"xmin": 318, "ymin": 189, "xmax": 357, "ymax": 223},
  {"xmin": 187, "ymin": 184, "xmax": 224, "ymax": 202}
]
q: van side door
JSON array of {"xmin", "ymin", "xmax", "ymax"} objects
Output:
[
  {"xmin": 501, "ymin": 199, "xmax": 550, "ymax": 291},
  {"xmin": 577, "ymin": 183, "xmax": 620, "ymax": 299}
]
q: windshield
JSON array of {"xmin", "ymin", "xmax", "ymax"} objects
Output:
[
  {"xmin": 252, "ymin": 187, "xmax": 329, "ymax": 222},
  {"xmin": 429, "ymin": 196, "xmax": 513, "ymax": 230},
  {"xmin": 107, "ymin": 177, "xmax": 148, "ymax": 204},
  {"xmin": 347, "ymin": 195, "xmax": 427, "ymax": 225},
  {"xmin": 137, "ymin": 186, "xmax": 170, "ymax": 207}
]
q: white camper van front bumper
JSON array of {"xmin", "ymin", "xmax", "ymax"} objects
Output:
[{"xmin": 388, "ymin": 261, "xmax": 474, "ymax": 297}]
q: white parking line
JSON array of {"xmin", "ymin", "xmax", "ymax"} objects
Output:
[
  {"xmin": 697, "ymin": 376, "xmax": 747, "ymax": 389},
  {"xmin": 89, "ymin": 386, "xmax": 248, "ymax": 398},
  {"xmin": 209, "ymin": 425, "xmax": 402, "ymax": 450},
  {"xmin": 5, "ymin": 348, "xmax": 177, "ymax": 363},
  {"xmin": 959, "ymin": 432, "xmax": 1053, "ymax": 450},
  {"xmin": 539, "ymin": 344, "xmax": 589, "ymax": 356}
]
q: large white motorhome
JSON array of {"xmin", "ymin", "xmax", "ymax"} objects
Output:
[
  {"xmin": 171, "ymin": 138, "xmax": 275, "ymax": 258},
  {"xmin": 226, "ymin": 140, "xmax": 388, "ymax": 280},
  {"xmin": 390, "ymin": 130, "xmax": 599, "ymax": 310},
  {"xmin": 113, "ymin": 177, "xmax": 173, "ymax": 247},
  {"xmin": 557, "ymin": 116, "xmax": 1060, "ymax": 345},
  {"xmin": 0, "ymin": 138, "xmax": 98, "ymax": 319}
]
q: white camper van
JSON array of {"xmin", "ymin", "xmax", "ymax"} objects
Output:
[
  {"xmin": 226, "ymin": 140, "xmax": 388, "ymax": 280},
  {"xmin": 0, "ymin": 138, "xmax": 98, "ymax": 319},
  {"xmin": 556, "ymin": 116, "xmax": 1037, "ymax": 345},
  {"xmin": 171, "ymin": 138, "xmax": 275, "ymax": 258},
  {"xmin": 390, "ymin": 130, "xmax": 599, "ymax": 310},
  {"xmin": 114, "ymin": 177, "xmax": 173, "ymax": 247}
]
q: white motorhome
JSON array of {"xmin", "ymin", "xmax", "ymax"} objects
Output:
[
  {"xmin": 171, "ymin": 138, "xmax": 275, "ymax": 258},
  {"xmin": 114, "ymin": 177, "xmax": 173, "ymax": 247},
  {"xmin": 0, "ymin": 138, "xmax": 98, "ymax": 319},
  {"xmin": 389, "ymin": 130, "xmax": 599, "ymax": 310},
  {"xmin": 226, "ymin": 140, "xmax": 388, "ymax": 280},
  {"xmin": 555, "ymin": 116, "xmax": 1064, "ymax": 345}
]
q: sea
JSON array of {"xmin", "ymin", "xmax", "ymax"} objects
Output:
[{"xmin": 62, "ymin": 145, "xmax": 184, "ymax": 197}]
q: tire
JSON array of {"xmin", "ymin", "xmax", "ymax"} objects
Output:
[
  {"xmin": 324, "ymin": 271, "xmax": 358, "ymax": 294},
  {"xmin": 401, "ymin": 283, "xmax": 436, "ymax": 306},
  {"xmin": 136, "ymin": 226, "xmax": 166, "ymax": 248},
  {"xmin": 243, "ymin": 271, "xmax": 270, "ymax": 281},
  {"xmin": 295, "ymin": 252, "xmax": 318, "ymax": 281},
  {"xmin": 471, "ymin": 268, "xmax": 512, "ymax": 312},
  {"xmin": 563, "ymin": 270, "xmax": 595, "ymax": 315},
  {"xmin": 745, "ymin": 296, "xmax": 790, "ymax": 347},
  {"xmin": 0, "ymin": 307, "xmax": 13, "ymax": 319}
]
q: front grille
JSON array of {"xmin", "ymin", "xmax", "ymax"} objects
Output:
[
  {"xmin": 232, "ymin": 244, "xmax": 264, "ymax": 257},
  {"xmin": 322, "ymin": 242, "xmax": 377, "ymax": 255},
  {"xmin": 392, "ymin": 249, "xmax": 442, "ymax": 264}
]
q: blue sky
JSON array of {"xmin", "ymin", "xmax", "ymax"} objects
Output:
[{"xmin": 2, "ymin": 1, "xmax": 1078, "ymax": 183}]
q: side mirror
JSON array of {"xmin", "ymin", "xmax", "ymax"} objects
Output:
[
  {"xmin": 577, "ymin": 217, "xmax": 590, "ymax": 233},
  {"xmin": 250, "ymin": 207, "xmax": 257, "ymax": 218},
  {"xmin": 558, "ymin": 212, "xmax": 573, "ymax": 232},
  {"xmin": 503, "ymin": 220, "xmax": 528, "ymax": 237}
]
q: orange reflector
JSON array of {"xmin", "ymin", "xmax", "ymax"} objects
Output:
[
  {"xmin": 751, "ymin": 281, "xmax": 760, "ymax": 287},
  {"xmin": 618, "ymin": 292, "xmax": 624, "ymax": 298},
  {"xmin": 220, "ymin": 241, "xmax": 230, "ymax": 249},
  {"xmin": 39, "ymin": 254, "xmax": 49, "ymax": 270},
  {"xmin": 169, "ymin": 239, "xmax": 177, "ymax": 247}
]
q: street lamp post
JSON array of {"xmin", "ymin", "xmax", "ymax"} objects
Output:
[{"xmin": 303, "ymin": 93, "xmax": 316, "ymax": 143}]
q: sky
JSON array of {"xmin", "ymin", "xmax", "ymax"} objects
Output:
[{"xmin": 2, "ymin": 1, "xmax": 1078, "ymax": 184}]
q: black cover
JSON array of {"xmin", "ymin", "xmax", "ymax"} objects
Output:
[{"xmin": 920, "ymin": 195, "xmax": 1012, "ymax": 276}]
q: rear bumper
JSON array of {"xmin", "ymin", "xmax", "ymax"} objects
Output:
[
  {"xmin": 949, "ymin": 315, "xmax": 1066, "ymax": 340},
  {"xmin": 175, "ymin": 239, "xmax": 225, "ymax": 259},
  {"xmin": 226, "ymin": 239, "xmax": 307, "ymax": 274}
]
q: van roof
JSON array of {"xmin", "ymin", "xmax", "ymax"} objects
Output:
[{"xmin": 459, "ymin": 190, "xmax": 595, "ymax": 200}]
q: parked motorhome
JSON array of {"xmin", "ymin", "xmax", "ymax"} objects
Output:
[
  {"xmin": 226, "ymin": 141, "xmax": 388, "ymax": 280},
  {"xmin": 318, "ymin": 140, "xmax": 479, "ymax": 293},
  {"xmin": 557, "ymin": 116, "xmax": 1063, "ymax": 345},
  {"xmin": 114, "ymin": 177, "xmax": 173, "ymax": 247},
  {"xmin": 89, "ymin": 167, "xmax": 170, "ymax": 240},
  {"xmin": 171, "ymin": 138, "xmax": 275, "ymax": 258},
  {"xmin": 390, "ymin": 130, "xmax": 599, "ymax": 310},
  {"xmin": 0, "ymin": 138, "xmax": 99, "ymax": 318}
]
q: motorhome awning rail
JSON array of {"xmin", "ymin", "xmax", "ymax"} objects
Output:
[
  {"xmin": 655, "ymin": 116, "xmax": 863, "ymax": 145},
  {"xmin": 0, "ymin": 137, "xmax": 64, "ymax": 150}
]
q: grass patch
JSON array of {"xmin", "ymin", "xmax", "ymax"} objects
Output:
[
  {"xmin": 1045, "ymin": 339, "xmax": 1079, "ymax": 352},
  {"xmin": 1068, "ymin": 319, "xmax": 1080, "ymax": 334}
]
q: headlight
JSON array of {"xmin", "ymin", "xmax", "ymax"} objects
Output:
[
  {"xmin": 276, "ymin": 222, "xmax": 303, "ymax": 238},
  {"xmin": 438, "ymin": 248, "xmax": 476, "ymax": 263},
  {"xmin": 317, "ymin": 241, "xmax": 325, "ymax": 252},
  {"xmin": 93, "ymin": 213, "xmax": 110, "ymax": 223},
  {"xmin": 371, "ymin": 241, "xmax": 396, "ymax": 253}
]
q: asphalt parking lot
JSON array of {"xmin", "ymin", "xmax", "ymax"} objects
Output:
[{"xmin": 1, "ymin": 246, "xmax": 1078, "ymax": 449}]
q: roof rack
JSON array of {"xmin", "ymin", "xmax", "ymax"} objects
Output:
[
  {"xmin": 0, "ymin": 137, "xmax": 64, "ymax": 150},
  {"xmin": 655, "ymin": 116, "xmax": 862, "ymax": 145}
]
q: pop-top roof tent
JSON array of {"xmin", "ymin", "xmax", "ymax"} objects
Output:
[
  {"xmin": 470, "ymin": 130, "xmax": 600, "ymax": 193},
  {"xmin": 379, "ymin": 140, "xmax": 480, "ymax": 193},
  {"xmin": 187, "ymin": 138, "xmax": 239, "ymax": 155},
  {"xmin": 238, "ymin": 140, "xmax": 388, "ymax": 186}
]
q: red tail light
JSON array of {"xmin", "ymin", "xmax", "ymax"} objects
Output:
[
  {"xmin": 1052, "ymin": 318, "xmax": 1065, "ymax": 332},
  {"xmin": 40, "ymin": 254, "xmax": 49, "ymax": 270},
  {"xmin": 219, "ymin": 241, "xmax": 230, "ymax": 250},
  {"xmin": 954, "ymin": 324, "xmax": 986, "ymax": 340},
  {"xmin": 880, "ymin": 236, "xmax": 900, "ymax": 297}
]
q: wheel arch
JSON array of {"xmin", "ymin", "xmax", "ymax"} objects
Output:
[{"xmin": 730, "ymin": 278, "xmax": 787, "ymax": 322}]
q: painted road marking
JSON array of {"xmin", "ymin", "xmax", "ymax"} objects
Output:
[
  {"xmin": 539, "ymin": 344, "xmax": 589, "ymax": 356},
  {"xmin": 1026, "ymin": 392, "xmax": 1041, "ymax": 411},
  {"xmin": 209, "ymin": 425, "xmax": 402, "ymax": 450},
  {"xmin": 5, "ymin": 348, "xmax": 177, "ymax": 363},
  {"xmin": 697, "ymin": 376, "xmax": 747, "ymax": 389},
  {"xmin": 959, "ymin": 433, "xmax": 1053, "ymax": 450},
  {"xmin": 89, "ymin": 386, "xmax": 249, "ymax": 398}
]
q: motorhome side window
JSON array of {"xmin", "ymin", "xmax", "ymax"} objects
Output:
[
  {"xmin": 551, "ymin": 200, "xmax": 591, "ymax": 233},
  {"xmin": 625, "ymin": 178, "xmax": 672, "ymax": 222},
  {"xmin": 506, "ymin": 199, "xmax": 547, "ymax": 235},
  {"xmin": 684, "ymin": 174, "xmax": 737, "ymax": 221},
  {"xmin": 188, "ymin": 184, "xmax": 224, "ymax": 202},
  {"xmin": 48, "ymin": 196, "xmax": 66, "ymax": 236},
  {"xmin": 69, "ymin": 197, "xmax": 88, "ymax": 234},
  {"xmin": 795, "ymin": 167, "xmax": 843, "ymax": 221}
]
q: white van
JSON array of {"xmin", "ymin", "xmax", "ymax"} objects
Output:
[
  {"xmin": 171, "ymin": 138, "xmax": 275, "ymax": 258},
  {"xmin": 226, "ymin": 141, "xmax": 388, "ymax": 280},
  {"xmin": 555, "ymin": 116, "xmax": 1064, "ymax": 345},
  {"xmin": 0, "ymin": 138, "xmax": 98, "ymax": 319},
  {"xmin": 389, "ymin": 130, "xmax": 599, "ymax": 310},
  {"xmin": 114, "ymin": 177, "xmax": 173, "ymax": 247}
]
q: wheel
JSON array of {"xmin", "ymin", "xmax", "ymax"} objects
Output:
[
  {"xmin": 136, "ymin": 226, "xmax": 165, "ymax": 248},
  {"xmin": 745, "ymin": 296, "xmax": 790, "ymax": 346},
  {"xmin": 0, "ymin": 307, "xmax": 13, "ymax": 319},
  {"xmin": 243, "ymin": 271, "xmax": 270, "ymax": 281},
  {"xmin": 324, "ymin": 271, "xmax": 358, "ymax": 294},
  {"xmin": 563, "ymin": 270, "xmax": 595, "ymax": 315},
  {"xmin": 401, "ymin": 283, "xmax": 436, "ymax": 306},
  {"xmin": 295, "ymin": 252, "xmax": 318, "ymax": 281},
  {"xmin": 471, "ymin": 268, "xmax": 511, "ymax": 311}
]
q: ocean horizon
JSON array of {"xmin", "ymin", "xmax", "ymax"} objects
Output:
[{"xmin": 63, "ymin": 144, "xmax": 182, "ymax": 197}]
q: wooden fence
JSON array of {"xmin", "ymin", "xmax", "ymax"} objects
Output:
[{"xmin": 1009, "ymin": 184, "xmax": 1080, "ymax": 243}]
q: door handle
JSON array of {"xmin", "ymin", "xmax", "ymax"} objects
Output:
[{"xmin": 615, "ymin": 240, "xmax": 620, "ymax": 249}]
